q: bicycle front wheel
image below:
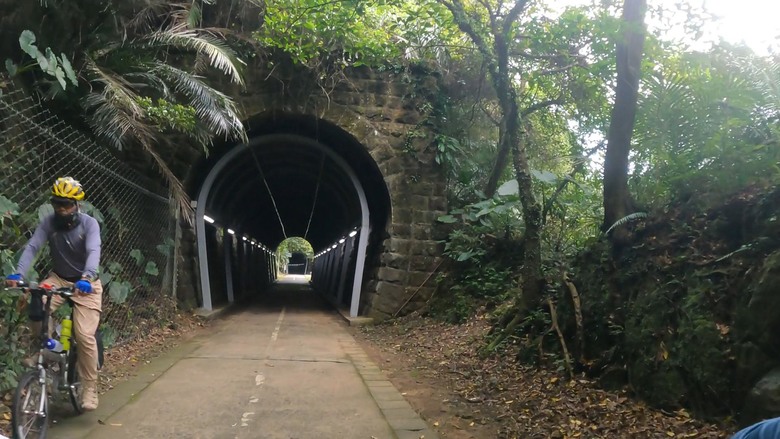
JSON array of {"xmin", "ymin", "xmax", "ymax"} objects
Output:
[
  {"xmin": 66, "ymin": 345, "xmax": 83, "ymax": 414},
  {"xmin": 12, "ymin": 370, "xmax": 49, "ymax": 439}
]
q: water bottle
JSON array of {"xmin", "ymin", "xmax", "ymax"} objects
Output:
[
  {"xmin": 59, "ymin": 318, "xmax": 72, "ymax": 351},
  {"xmin": 46, "ymin": 338, "xmax": 64, "ymax": 353}
]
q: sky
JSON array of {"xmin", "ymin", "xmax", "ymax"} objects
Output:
[
  {"xmin": 683, "ymin": 0, "xmax": 780, "ymax": 53},
  {"xmin": 552, "ymin": 0, "xmax": 780, "ymax": 55}
]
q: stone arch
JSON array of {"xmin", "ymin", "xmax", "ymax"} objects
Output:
[
  {"xmin": 190, "ymin": 114, "xmax": 392, "ymax": 315},
  {"xmin": 179, "ymin": 66, "xmax": 448, "ymax": 320}
]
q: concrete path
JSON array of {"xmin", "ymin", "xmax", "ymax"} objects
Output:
[{"xmin": 49, "ymin": 276, "xmax": 438, "ymax": 439}]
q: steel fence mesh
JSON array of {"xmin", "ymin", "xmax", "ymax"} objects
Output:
[{"xmin": 0, "ymin": 84, "xmax": 178, "ymax": 349}]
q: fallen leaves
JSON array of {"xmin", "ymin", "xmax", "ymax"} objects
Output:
[{"xmin": 356, "ymin": 311, "xmax": 733, "ymax": 439}]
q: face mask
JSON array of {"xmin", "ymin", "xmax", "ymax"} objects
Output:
[{"xmin": 53, "ymin": 211, "xmax": 80, "ymax": 230}]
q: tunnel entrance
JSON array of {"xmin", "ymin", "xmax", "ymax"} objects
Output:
[{"xmin": 190, "ymin": 114, "xmax": 392, "ymax": 316}]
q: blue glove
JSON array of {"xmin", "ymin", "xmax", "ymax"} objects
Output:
[
  {"xmin": 6, "ymin": 273, "xmax": 22, "ymax": 281},
  {"xmin": 75, "ymin": 280, "xmax": 93, "ymax": 294}
]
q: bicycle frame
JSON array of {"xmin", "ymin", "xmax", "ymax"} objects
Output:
[{"xmin": 10, "ymin": 282, "xmax": 82, "ymax": 419}]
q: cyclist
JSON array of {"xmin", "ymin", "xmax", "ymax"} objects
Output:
[{"xmin": 4, "ymin": 176, "xmax": 102, "ymax": 411}]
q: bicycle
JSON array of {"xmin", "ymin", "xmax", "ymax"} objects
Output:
[{"xmin": 5, "ymin": 280, "xmax": 103, "ymax": 439}]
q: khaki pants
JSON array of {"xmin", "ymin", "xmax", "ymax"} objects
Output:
[{"xmin": 41, "ymin": 273, "xmax": 103, "ymax": 384}]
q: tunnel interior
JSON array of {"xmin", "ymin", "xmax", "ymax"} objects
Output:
[{"xmin": 188, "ymin": 113, "xmax": 392, "ymax": 313}]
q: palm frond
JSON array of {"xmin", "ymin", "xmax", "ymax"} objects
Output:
[
  {"xmin": 743, "ymin": 57, "xmax": 780, "ymax": 114},
  {"xmin": 122, "ymin": 72, "xmax": 172, "ymax": 98},
  {"xmin": 152, "ymin": 62, "xmax": 247, "ymax": 144},
  {"xmin": 90, "ymin": 42, "xmax": 124, "ymax": 62},
  {"xmin": 193, "ymin": 52, "xmax": 211, "ymax": 74},
  {"xmin": 81, "ymin": 93, "xmax": 194, "ymax": 224},
  {"xmin": 83, "ymin": 59, "xmax": 145, "ymax": 117},
  {"xmin": 82, "ymin": 59, "xmax": 151, "ymax": 149},
  {"xmin": 605, "ymin": 212, "xmax": 648, "ymax": 236},
  {"xmin": 124, "ymin": 0, "xmax": 172, "ymax": 35},
  {"xmin": 143, "ymin": 26, "xmax": 246, "ymax": 85},
  {"xmin": 142, "ymin": 142, "xmax": 194, "ymax": 225},
  {"xmin": 82, "ymin": 92, "xmax": 153, "ymax": 150}
]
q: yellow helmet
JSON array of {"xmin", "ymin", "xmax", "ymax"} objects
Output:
[{"xmin": 51, "ymin": 177, "xmax": 85, "ymax": 201}]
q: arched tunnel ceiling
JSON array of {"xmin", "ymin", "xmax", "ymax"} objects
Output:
[{"xmin": 191, "ymin": 114, "xmax": 391, "ymax": 252}]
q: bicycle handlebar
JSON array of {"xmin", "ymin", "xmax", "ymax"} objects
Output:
[{"xmin": 3, "ymin": 280, "xmax": 75, "ymax": 297}]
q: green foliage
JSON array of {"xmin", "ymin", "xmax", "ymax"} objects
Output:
[
  {"xmin": 428, "ymin": 286, "xmax": 474, "ymax": 323},
  {"xmin": 442, "ymin": 228, "xmax": 488, "ymax": 262},
  {"xmin": 0, "ymin": 195, "xmax": 37, "ymax": 390},
  {"xmin": 5, "ymin": 30, "xmax": 79, "ymax": 91},
  {"xmin": 99, "ymin": 323, "xmax": 117, "ymax": 348},
  {"xmin": 439, "ymin": 194, "xmax": 523, "ymax": 237},
  {"xmin": 256, "ymin": 0, "xmax": 399, "ymax": 67},
  {"xmin": 434, "ymin": 134, "xmax": 462, "ymax": 168},
  {"xmin": 136, "ymin": 97, "xmax": 198, "ymax": 134},
  {"xmin": 431, "ymin": 262, "xmax": 515, "ymax": 323},
  {"xmin": 5, "ymin": 3, "xmax": 247, "ymax": 213},
  {"xmin": 156, "ymin": 238, "xmax": 175, "ymax": 257},
  {"xmin": 0, "ymin": 291, "xmax": 28, "ymax": 391},
  {"xmin": 100, "ymin": 260, "xmax": 129, "ymax": 304},
  {"xmin": 101, "ymin": 247, "xmax": 159, "ymax": 305},
  {"xmin": 108, "ymin": 280, "xmax": 133, "ymax": 304},
  {"xmin": 255, "ymin": 0, "xmax": 464, "ymax": 71},
  {"xmin": 276, "ymin": 237, "xmax": 314, "ymax": 261},
  {"xmin": 432, "ymin": 196, "xmax": 523, "ymax": 323},
  {"xmin": 145, "ymin": 261, "xmax": 160, "ymax": 276},
  {"xmin": 631, "ymin": 47, "xmax": 780, "ymax": 207}
]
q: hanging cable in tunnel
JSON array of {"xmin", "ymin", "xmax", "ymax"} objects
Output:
[
  {"xmin": 248, "ymin": 146, "xmax": 287, "ymax": 239},
  {"xmin": 303, "ymin": 152, "xmax": 325, "ymax": 241}
]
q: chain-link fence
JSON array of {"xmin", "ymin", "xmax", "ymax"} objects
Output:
[{"xmin": 0, "ymin": 83, "xmax": 179, "ymax": 355}]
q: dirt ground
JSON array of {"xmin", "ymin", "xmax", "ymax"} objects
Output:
[{"xmin": 350, "ymin": 311, "xmax": 735, "ymax": 439}]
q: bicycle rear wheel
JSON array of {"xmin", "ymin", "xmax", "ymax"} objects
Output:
[
  {"xmin": 66, "ymin": 345, "xmax": 83, "ymax": 414},
  {"xmin": 12, "ymin": 370, "xmax": 49, "ymax": 439}
]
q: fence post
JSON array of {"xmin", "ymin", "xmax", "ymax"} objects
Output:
[{"xmin": 171, "ymin": 202, "xmax": 181, "ymax": 298}]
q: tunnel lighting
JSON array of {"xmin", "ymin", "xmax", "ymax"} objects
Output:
[
  {"xmin": 331, "ymin": 244, "xmax": 337, "ymax": 249},
  {"xmin": 203, "ymin": 215, "xmax": 215, "ymax": 224},
  {"xmin": 339, "ymin": 238, "xmax": 346, "ymax": 244},
  {"xmin": 227, "ymin": 229, "xmax": 235, "ymax": 235},
  {"xmin": 349, "ymin": 230, "xmax": 358, "ymax": 237}
]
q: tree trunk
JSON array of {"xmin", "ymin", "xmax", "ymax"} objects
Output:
[
  {"xmin": 493, "ymin": 10, "xmax": 543, "ymax": 325},
  {"xmin": 439, "ymin": 0, "xmax": 543, "ymax": 349},
  {"xmin": 602, "ymin": 0, "xmax": 647, "ymax": 234},
  {"xmin": 485, "ymin": 137, "xmax": 511, "ymax": 197},
  {"xmin": 511, "ymin": 120, "xmax": 543, "ymax": 309}
]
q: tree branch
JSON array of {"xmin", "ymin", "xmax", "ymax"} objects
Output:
[
  {"xmin": 536, "ymin": 62, "xmax": 581, "ymax": 76},
  {"xmin": 514, "ymin": 50, "xmax": 585, "ymax": 61},
  {"xmin": 502, "ymin": 0, "xmax": 531, "ymax": 37},
  {"xmin": 481, "ymin": 103, "xmax": 501, "ymax": 126},
  {"xmin": 439, "ymin": 0, "xmax": 494, "ymax": 65},
  {"xmin": 548, "ymin": 298, "xmax": 574, "ymax": 379},
  {"xmin": 520, "ymin": 98, "xmax": 564, "ymax": 117},
  {"xmin": 475, "ymin": 0, "xmax": 495, "ymax": 29}
]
